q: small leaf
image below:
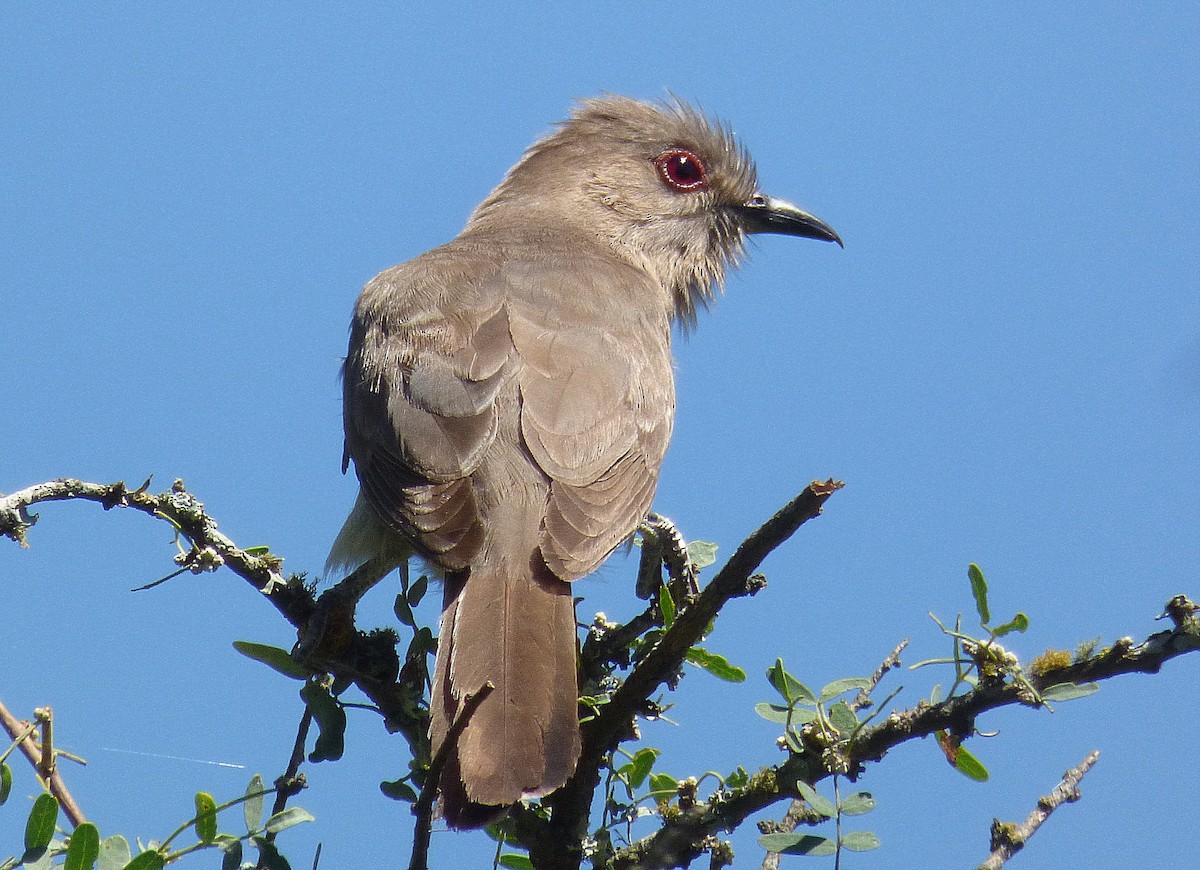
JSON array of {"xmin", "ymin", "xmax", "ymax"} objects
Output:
[
  {"xmin": 818, "ymin": 677, "xmax": 872, "ymax": 703},
  {"xmin": 64, "ymin": 822, "xmax": 101, "ymax": 870},
  {"xmin": 0, "ymin": 762, "xmax": 12, "ymax": 805},
  {"xmin": 991, "ymin": 612, "xmax": 1030, "ymax": 637},
  {"xmin": 686, "ymin": 540, "xmax": 718, "ymax": 570},
  {"xmin": 1040, "ymin": 682, "xmax": 1100, "ymax": 702},
  {"xmin": 301, "ymin": 681, "xmax": 347, "ymax": 762},
  {"xmin": 753, "ymin": 702, "xmax": 817, "ymax": 725},
  {"xmin": 22, "ymin": 846, "xmax": 52, "ymax": 870},
  {"xmin": 380, "ymin": 778, "xmax": 418, "ymax": 803},
  {"xmin": 767, "ymin": 659, "xmax": 816, "ymax": 705},
  {"xmin": 194, "ymin": 792, "xmax": 218, "ymax": 843},
  {"xmin": 244, "ymin": 546, "xmax": 271, "ymax": 556},
  {"xmin": 408, "ymin": 574, "xmax": 429, "ymax": 606},
  {"xmin": 795, "ymin": 781, "xmax": 836, "ymax": 818},
  {"xmin": 244, "ymin": 774, "xmax": 265, "ymax": 833},
  {"xmin": 251, "ymin": 836, "xmax": 290, "ymax": 870},
  {"xmin": 968, "ymin": 563, "xmax": 990, "ymax": 626},
  {"xmin": 839, "ymin": 791, "xmax": 876, "ymax": 816},
  {"xmin": 954, "ymin": 744, "xmax": 990, "ymax": 782},
  {"xmin": 232, "ymin": 641, "xmax": 308, "ymax": 680},
  {"xmin": 620, "ymin": 748, "xmax": 659, "ymax": 789},
  {"xmin": 648, "ymin": 773, "xmax": 677, "ymax": 798},
  {"xmin": 264, "ymin": 806, "xmax": 315, "ymax": 834},
  {"xmin": 725, "ymin": 766, "xmax": 749, "ymax": 789},
  {"xmin": 122, "ymin": 851, "xmax": 166, "ymax": 870},
  {"xmin": 758, "ymin": 833, "xmax": 836, "ymax": 856},
  {"xmin": 827, "ymin": 700, "xmax": 859, "ymax": 736},
  {"xmin": 25, "ymin": 792, "xmax": 59, "ymax": 851},
  {"xmin": 393, "ymin": 594, "xmax": 416, "ymax": 627},
  {"xmin": 220, "ymin": 839, "xmax": 243, "ymax": 870},
  {"xmin": 498, "ymin": 855, "xmax": 533, "ymax": 869},
  {"xmin": 686, "ymin": 647, "xmax": 746, "ymax": 682},
  {"xmin": 98, "ymin": 835, "xmax": 131, "ymax": 870},
  {"xmin": 840, "ymin": 830, "xmax": 882, "ymax": 852},
  {"xmin": 658, "ymin": 583, "xmax": 676, "ymax": 628}
]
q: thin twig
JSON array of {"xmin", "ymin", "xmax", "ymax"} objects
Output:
[
  {"xmin": 850, "ymin": 638, "xmax": 909, "ymax": 713},
  {"xmin": 761, "ymin": 638, "xmax": 909, "ymax": 870},
  {"xmin": 267, "ymin": 707, "xmax": 314, "ymax": 836},
  {"xmin": 0, "ymin": 700, "xmax": 87, "ymax": 827},
  {"xmin": 409, "ymin": 683, "xmax": 495, "ymax": 870},
  {"xmin": 975, "ymin": 750, "xmax": 1101, "ymax": 870}
]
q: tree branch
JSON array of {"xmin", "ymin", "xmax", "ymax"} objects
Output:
[
  {"xmin": 606, "ymin": 598, "xmax": 1197, "ymax": 869},
  {"xmin": 975, "ymin": 750, "xmax": 1101, "ymax": 870},
  {"xmin": 536, "ymin": 480, "xmax": 843, "ymax": 869},
  {"xmin": 0, "ymin": 701, "xmax": 87, "ymax": 828},
  {"xmin": 409, "ymin": 684, "xmax": 494, "ymax": 870}
]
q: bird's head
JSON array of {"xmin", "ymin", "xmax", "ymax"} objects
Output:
[{"xmin": 470, "ymin": 95, "xmax": 841, "ymax": 323}]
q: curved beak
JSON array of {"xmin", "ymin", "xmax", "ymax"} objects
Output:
[{"xmin": 737, "ymin": 194, "xmax": 843, "ymax": 247}]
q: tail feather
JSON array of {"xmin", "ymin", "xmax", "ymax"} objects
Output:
[{"xmin": 431, "ymin": 558, "xmax": 580, "ymax": 826}]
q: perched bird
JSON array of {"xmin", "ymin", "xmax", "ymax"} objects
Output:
[{"xmin": 328, "ymin": 95, "xmax": 840, "ymax": 827}]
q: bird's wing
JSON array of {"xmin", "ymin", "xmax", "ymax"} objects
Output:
[
  {"xmin": 502, "ymin": 258, "xmax": 675, "ymax": 580},
  {"xmin": 342, "ymin": 248, "xmax": 514, "ymax": 570}
]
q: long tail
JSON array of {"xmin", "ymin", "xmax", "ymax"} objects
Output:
[{"xmin": 430, "ymin": 557, "xmax": 581, "ymax": 827}]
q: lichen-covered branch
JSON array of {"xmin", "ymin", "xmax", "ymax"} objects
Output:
[
  {"xmin": 0, "ymin": 478, "xmax": 423, "ymax": 756},
  {"xmin": 531, "ymin": 480, "xmax": 844, "ymax": 869},
  {"xmin": 975, "ymin": 750, "xmax": 1101, "ymax": 870},
  {"xmin": 605, "ymin": 597, "xmax": 1197, "ymax": 869}
]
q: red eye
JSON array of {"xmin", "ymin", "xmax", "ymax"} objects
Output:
[{"xmin": 655, "ymin": 149, "xmax": 708, "ymax": 192}]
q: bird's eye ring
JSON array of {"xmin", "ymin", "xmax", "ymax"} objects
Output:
[{"xmin": 655, "ymin": 149, "xmax": 709, "ymax": 192}]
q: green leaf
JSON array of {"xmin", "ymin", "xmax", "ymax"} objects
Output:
[
  {"xmin": 839, "ymin": 791, "xmax": 876, "ymax": 816},
  {"xmin": 264, "ymin": 807, "xmax": 315, "ymax": 834},
  {"xmin": 753, "ymin": 702, "xmax": 791, "ymax": 723},
  {"xmin": 232, "ymin": 641, "xmax": 308, "ymax": 680},
  {"xmin": 818, "ymin": 677, "xmax": 872, "ymax": 703},
  {"xmin": 244, "ymin": 774, "xmax": 265, "ymax": 833},
  {"xmin": 1040, "ymin": 681, "xmax": 1100, "ymax": 702},
  {"xmin": 754, "ymin": 702, "xmax": 818, "ymax": 726},
  {"xmin": 498, "ymin": 855, "xmax": 534, "ymax": 869},
  {"xmin": 724, "ymin": 766, "xmax": 749, "ymax": 789},
  {"xmin": 954, "ymin": 744, "xmax": 990, "ymax": 782},
  {"xmin": 658, "ymin": 583, "xmax": 676, "ymax": 628},
  {"xmin": 380, "ymin": 778, "xmax": 419, "ymax": 802},
  {"xmin": 620, "ymin": 748, "xmax": 659, "ymax": 789},
  {"xmin": 301, "ymin": 681, "xmax": 347, "ymax": 762},
  {"xmin": 23, "ymin": 846, "xmax": 52, "ymax": 870},
  {"xmin": 968, "ymin": 563, "xmax": 990, "ymax": 626},
  {"xmin": 408, "ymin": 574, "xmax": 429, "ymax": 606},
  {"xmin": 840, "ymin": 830, "xmax": 882, "ymax": 852},
  {"xmin": 648, "ymin": 773, "xmax": 677, "ymax": 798},
  {"xmin": 991, "ymin": 612, "xmax": 1030, "ymax": 637},
  {"xmin": 244, "ymin": 546, "xmax": 271, "ymax": 556},
  {"xmin": 122, "ymin": 851, "xmax": 166, "ymax": 870},
  {"xmin": 251, "ymin": 836, "xmax": 290, "ymax": 870},
  {"xmin": 795, "ymin": 781, "xmax": 836, "ymax": 818},
  {"xmin": 193, "ymin": 792, "xmax": 218, "ymax": 843},
  {"xmin": 827, "ymin": 700, "xmax": 859, "ymax": 736},
  {"xmin": 0, "ymin": 761, "xmax": 11, "ymax": 805},
  {"xmin": 686, "ymin": 540, "xmax": 718, "ymax": 570},
  {"xmin": 758, "ymin": 833, "xmax": 836, "ymax": 856},
  {"xmin": 393, "ymin": 593, "xmax": 416, "ymax": 627},
  {"xmin": 767, "ymin": 659, "xmax": 815, "ymax": 705},
  {"xmin": 98, "ymin": 835, "xmax": 131, "ymax": 870},
  {"xmin": 24, "ymin": 792, "xmax": 59, "ymax": 851},
  {"xmin": 685, "ymin": 647, "xmax": 746, "ymax": 682},
  {"xmin": 64, "ymin": 822, "xmax": 101, "ymax": 870},
  {"xmin": 220, "ymin": 839, "xmax": 243, "ymax": 870}
]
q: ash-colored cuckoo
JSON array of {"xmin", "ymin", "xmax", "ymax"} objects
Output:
[{"xmin": 328, "ymin": 96, "xmax": 841, "ymax": 827}]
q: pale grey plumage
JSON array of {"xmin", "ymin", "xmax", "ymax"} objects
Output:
[{"xmin": 329, "ymin": 95, "xmax": 840, "ymax": 827}]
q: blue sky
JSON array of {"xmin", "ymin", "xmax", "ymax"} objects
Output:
[{"xmin": 3, "ymin": 5, "xmax": 1197, "ymax": 868}]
